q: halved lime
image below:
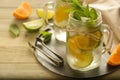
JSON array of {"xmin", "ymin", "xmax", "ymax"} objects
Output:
[
  {"xmin": 36, "ymin": 8, "xmax": 54, "ymax": 19},
  {"xmin": 23, "ymin": 19, "xmax": 44, "ymax": 32}
]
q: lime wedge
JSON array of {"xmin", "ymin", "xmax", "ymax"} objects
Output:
[
  {"xmin": 23, "ymin": 19, "xmax": 44, "ymax": 32},
  {"xmin": 36, "ymin": 8, "xmax": 54, "ymax": 19}
]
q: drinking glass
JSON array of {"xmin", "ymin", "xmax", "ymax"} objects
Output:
[{"xmin": 44, "ymin": 0, "xmax": 72, "ymax": 42}]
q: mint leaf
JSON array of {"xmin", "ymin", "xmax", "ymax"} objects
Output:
[
  {"xmin": 83, "ymin": 5, "xmax": 89, "ymax": 17},
  {"xmin": 69, "ymin": 0, "xmax": 98, "ymax": 22},
  {"xmin": 39, "ymin": 30, "xmax": 52, "ymax": 43},
  {"xmin": 9, "ymin": 24, "xmax": 20, "ymax": 37},
  {"xmin": 72, "ymin": 0, "xmax": 82, "ymax": 9},
  {"xmin": 89, "ymin": 8, "xmax": 98, "ymax": 20},
  {"xmin": 62, "ymin": 0, "xmax": 72, "ymax": 2},
  {"xmin": 73, "ymin": 11, "xmax": 82, "ymax": 20}
]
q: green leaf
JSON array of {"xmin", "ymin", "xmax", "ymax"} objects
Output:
[
  {"xmin": 72, "ymin": 0, "xmax": 82, "ymax": 9},
  {"xmin": 43, "ymin": 34, "xmax": 52, "ymax": 43},
  {"xmin": 62, "ymin": 0, "xmax": 72, "ymax": 2},
  {"xmin": 83, "ymin": 5, "xmax": 89, "ymax": 17},
  {"xmin": 89, "ymin": 8, "xmax": 98, "ymax": 20},
  {"xmin": 39, "ymin": 30, "xmax": 52, "ymax": 43},
  {"xmin": 9, "ymin": 24, "xmax": 20, "ymax": 37},
  {"xmin": 69, "ymin": 0, "xmax": 98, "ymax": 23},
  {"xmin": 73, "ymin": 11, "xmax": 82, "ymax": 20}
]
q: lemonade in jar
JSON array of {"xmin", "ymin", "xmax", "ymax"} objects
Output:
[{"xmin": 66, "ymin": 0, "xmax": 113, "ymax": 71}]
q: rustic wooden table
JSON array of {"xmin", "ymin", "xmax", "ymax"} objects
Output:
[{"xmin": 0, "ymin": 0, "xmax": 120, "ymax": 79}]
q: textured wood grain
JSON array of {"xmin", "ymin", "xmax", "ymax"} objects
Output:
[
  {"xmin": 0, "ymin": 0, "xmax": 120, "ymax": 80},
  {"xmin": 0, "ymin": 0, "xmax": 65, "ymax": 79}
]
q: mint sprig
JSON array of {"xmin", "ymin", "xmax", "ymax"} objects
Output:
[{"xmin": 70, "ymin": 0, "xmax": 98, "ymax": 22}]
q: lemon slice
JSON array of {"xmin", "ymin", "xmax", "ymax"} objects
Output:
[
  {"xmin": 36, "ymin": 8, "xmax": 54, "ymax": 19},
  {"xmin": 67, "ymin": 37, "xmax": 93, "ymax": 68},
  {"xmin": 23, "ymin": 19, "xmax": 44, "ymax": 32},
  {"xmin": 73, "ymin": 51, "xmax": 93, "ymax": 68},
  {"xmin": 89, "ymin": 30, "xmax": 102, "ymax": 49},
  {"xmin": 68, "ymin": 30, "xmax": 102, "ymax": 50}
]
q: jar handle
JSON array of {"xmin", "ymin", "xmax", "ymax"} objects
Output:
[
  {"xmin": 102, "ymin": 24, "xmax": 113, "ymax": 54},
  {"xmin": 43, "ymin": 1, "xmax": 54, "ymax": 26}
]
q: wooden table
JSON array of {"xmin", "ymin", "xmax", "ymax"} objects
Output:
[{"xmin": 0, "ymin": 0, "xmax": 120, "ymax": 79}]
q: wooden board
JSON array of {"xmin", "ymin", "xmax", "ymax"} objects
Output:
[{"xmin": 0, "ymin": 0, "xmax": 120, "ymax": 79}]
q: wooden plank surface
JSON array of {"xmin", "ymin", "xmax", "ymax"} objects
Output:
[{"xmin": 0, "ymin": 0, "xmax": 120, "ymax": 80}]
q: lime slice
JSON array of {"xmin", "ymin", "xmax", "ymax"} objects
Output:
[
  {"xmin": 36, "ymin": 8, "xmax": 54, "ymax": 19},
  {"xmin": 23, "ymin": 19, "xmax": 44, "ymax": 32}
]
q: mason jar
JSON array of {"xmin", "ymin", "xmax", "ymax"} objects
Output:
[{"xmin": 66, "ymin": 10, "xmax": 113, "ymax": 71}]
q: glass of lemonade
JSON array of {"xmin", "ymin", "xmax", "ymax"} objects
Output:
[
  {"xmin": 44, "ymin": 0, "xmax": 72, "ymax": 42},
  {"xmin": 66, "ymin": 10, "xmax": 113, "ymax": 71},
  {"xmin": 53, "ymin": 0, "xmax": 71, "ymax": 42}
]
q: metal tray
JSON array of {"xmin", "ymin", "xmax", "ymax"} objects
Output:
[{"xmin": 34, "ymin": 30, "xmax": 120, "ymax": 79}]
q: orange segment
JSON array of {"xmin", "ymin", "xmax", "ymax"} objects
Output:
[
  {"xmin": 14, "ymin": 7, "xmax": 29, "ymax": 19},
  {"xmin": 22, "ymin": 2, "xmax": 32, "ymax": 12},
  {"xmin": 107, "ymin": 44, "xmax": 120, "ymax": 66},
  {"xmin": 13, "ymin": 2, "xmax": 32, "ymax": 19}
]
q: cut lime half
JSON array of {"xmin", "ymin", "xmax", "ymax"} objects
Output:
[
  {"xmin": 36, "ymin": 8, "xmax": 54, "ymax": 19},
  {"xmin": 23, "ymin": 19, "xmax": 44, "ymax": 32}
]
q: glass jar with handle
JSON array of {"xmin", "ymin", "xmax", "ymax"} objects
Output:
[{"xmin": 66, "ymin": 10, "xmax": 113, "ymax": 71}]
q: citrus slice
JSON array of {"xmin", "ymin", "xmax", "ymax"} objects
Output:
[
  {"xmin": 13, "ymin": 2, "xmax": 32, "ymax": 19},
  {"xmin": 88, "ymin": 30, "xmax": 102, "ymax": 49},
  {"xmin": 73, "ymin": 51, "xmax": 93, "ymax": 68},
  {"xmin": 107, "ymin": 44, "xmax": 120, "ymax": 66},
  {"xmin": 67, "ymin": 31, "xmax": 102, "ymax": 50},
  {"xmin": 23, "ymin": 19, "xmax": 44, "ymax": 32},
  {"xmin": 36, "ymin": 8, "xmax": 54, "ymax": 19},
  {"xmin": 67, "ymin": 36, "xmax": 93, "ymax": 68}
]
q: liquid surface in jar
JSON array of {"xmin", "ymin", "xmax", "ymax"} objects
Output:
[{"xmin": 67, "ymin": 30, "xmax": 102, "ymax": 68}]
